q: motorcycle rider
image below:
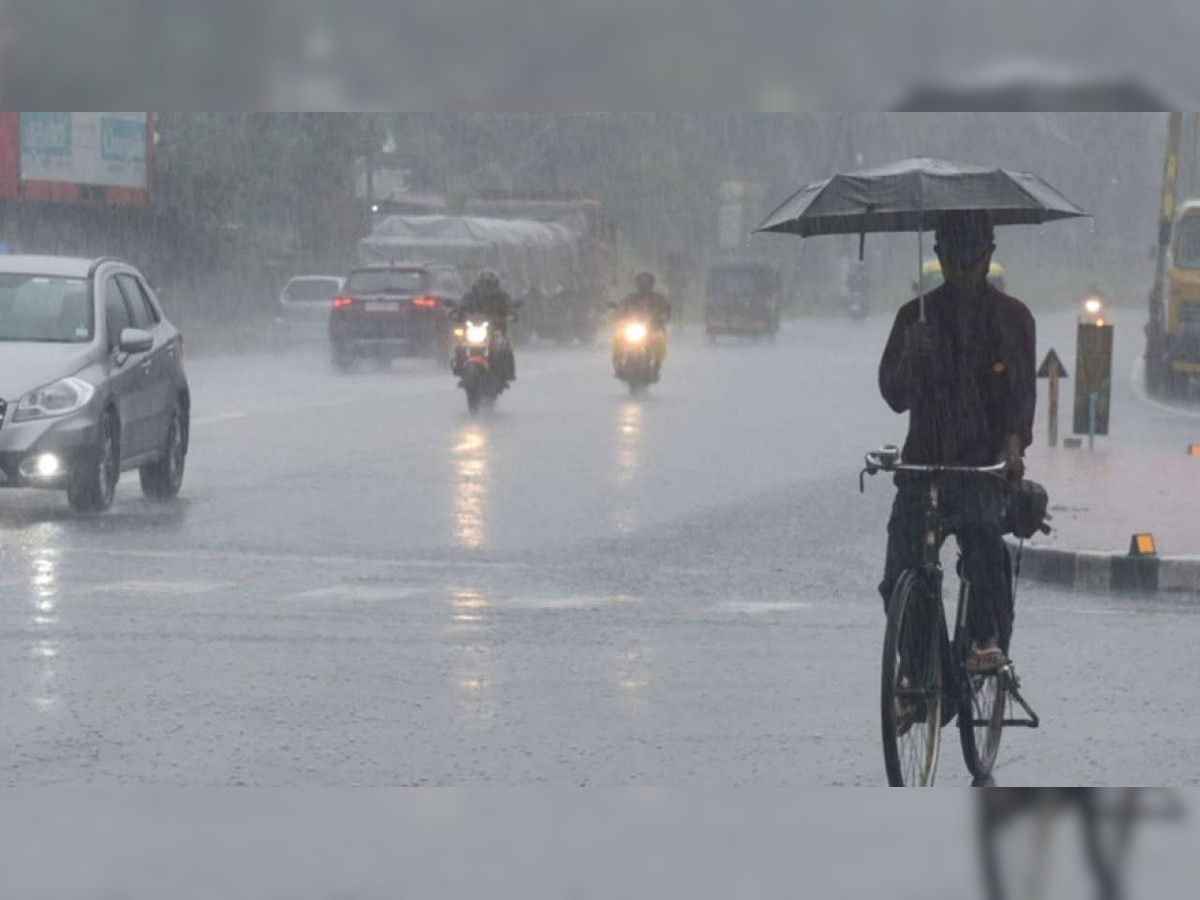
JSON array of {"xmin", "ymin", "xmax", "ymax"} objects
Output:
[
  {"xmin": 845, "ymin": 263, "xmax": 871, "ymax": 318},
  {"xmin": 458, "ymin": 269, "xmax": 517, "ymax": 381},
  {"xmin": 614, "ymin": 272, "xmax": 671, "ymax": 368}
]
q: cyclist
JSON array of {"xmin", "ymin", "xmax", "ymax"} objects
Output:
[{"xmin": 878, "ymin": 211, "xmax": 1037, "ymax": 674}]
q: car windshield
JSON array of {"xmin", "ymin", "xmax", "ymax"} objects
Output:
[
  {"xmin": 1176, "ymin": 215, "xmax": 1200, "ymax": 270},
  {"xmin": 0, "ymin": 274, "xmax": 93, "ymax": 343},
  {"xmin": 285, "ymin": 279, "xmax": 341, "ymax": 301},
  {"xmin": 347, "ymin": 270, "xmax": 425, "ymax": 295}
]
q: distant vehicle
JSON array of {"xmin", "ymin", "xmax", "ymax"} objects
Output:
[
  {"xmin": 329, "ymin": 263, "xmax": 464, "ymax": 371},
  {"xmin": 361, "ymin": 191, "xmax": 619, "ymax": 345},
  {"xmin": 918, "ymin": 259, "xmax": 1007, "ymax": 295},
  {"xmin": 467, "ymin": 192, "xmax": 617, "ymax": 344},
  {"xmin": 843, "ymin": 265, "xmax": 872, "ymax": 323},
  {"xmin": 447, "ymin": 305, "xmax": 519, "ymax": 414},
  {"xmin": 705, "ymin": 261, "xmax": 782, "ymax": 340},
  {"xmin": 1080, "ymin": 289, "xmax": 1110, "ymax": 326},
  {"xmin": 0, "ymin": 255, "xmax": 190, "ymax": 512},
  {"xmin": 1147, "ymin": 116, "xmax": 1200, "ymax": 400},
  {"xmin": 1160, "ymin": 200, "xmax": 1200, "ymax": 396},
  {"xmin": 610, "ymin": 303, "xmax": 669, "ymax": 395},
  {"xmin": 274, "ymin": 276, "xmax": 345, "ymax": 344}
]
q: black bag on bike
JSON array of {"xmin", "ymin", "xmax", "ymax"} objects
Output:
[{"xmin": 1004, "ymin": 480, "xmax": 1050, "ymax": 539}]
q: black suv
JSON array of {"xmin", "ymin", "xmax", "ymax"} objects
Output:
[{"xmin": 329, "ymin": 264, "xmax": 464, "ymax": 370}]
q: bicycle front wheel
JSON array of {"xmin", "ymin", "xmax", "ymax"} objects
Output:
[{"xmin": 882, "ymin": 571, "xmax": 944, "ymax": 787}]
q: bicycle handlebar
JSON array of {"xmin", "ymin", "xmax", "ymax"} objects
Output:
[{"xmin": 860, "ymin": 447, "xmax": 1008, "ymax": 493}]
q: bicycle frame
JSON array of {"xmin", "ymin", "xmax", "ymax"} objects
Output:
[
  {"xmin": 913, "ymin": 472, "xmax": 982, "ymax": 723},
  {"xmin": 864, "ymin": 449, "xmax": 1040, "ymax": 738}
]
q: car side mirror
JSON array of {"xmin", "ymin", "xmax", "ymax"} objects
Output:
[{"xmin": 119, "ymin": 327, "xmax": 153, "ymax": 355}]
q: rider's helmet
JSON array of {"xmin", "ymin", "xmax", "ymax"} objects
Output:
[
  {"xmin": 478, "ymin": 269, "xmax": 501, "ymax": 293},
  {"xmin": 636, "ymin": 272, "xmax": 656, "ymax": 294}
]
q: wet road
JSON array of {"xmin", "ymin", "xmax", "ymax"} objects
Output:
[{"xmin": 1, "ymin": 314, "xmax": 1197, "ymax": 786}]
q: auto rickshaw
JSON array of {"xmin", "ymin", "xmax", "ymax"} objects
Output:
[
  {"xmin": 705, "ymin": 261, "xmax": 782, "ymax": 341},
  {"xmin": 918, "ymin": 259, "xmax": 1007, "ymax": 295}
]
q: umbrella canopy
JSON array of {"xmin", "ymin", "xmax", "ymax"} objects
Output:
[{"xmin": 756, "ymin": 157, "xmax": 1088, "ymax": 238}]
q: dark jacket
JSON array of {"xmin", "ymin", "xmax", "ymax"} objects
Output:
[
  {"xmin": 880, "ymin": 284, "xmax": 1036, "ymax": 466},
  {"xmin": 460, "ymin": 284, "xmax": 514, "ymax": 324}
]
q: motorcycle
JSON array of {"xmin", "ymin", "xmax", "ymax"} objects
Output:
[
  {"xmin": 846, "ymin": 295, "xmax": 869, "ymax": 322},
  {"xmin": 448, "ymin": 304, "xmax": 520, "ymax": 414},
  {"xmin": 611, "ymin": 312, "xmax": 667, "ymax": 395},
  {"xmin": 1080, "ymin": 291, "xmax": 1110, "ymax": 326}
]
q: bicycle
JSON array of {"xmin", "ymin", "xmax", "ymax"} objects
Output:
[{"xmin": 860, "ymin": 445, "xmax": 1042, "ymax": 787}]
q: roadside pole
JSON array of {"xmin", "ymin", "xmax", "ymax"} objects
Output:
[{"xmin": 1038, "ymin": 349, "xmax": 1069, "ymax": 449}]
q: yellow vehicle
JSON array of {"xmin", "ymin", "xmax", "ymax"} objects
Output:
[
  {"xmin": 1147, "ymin": 113, "xmax": 1200, "ymax": 399},
  {"xmin": 1163, "ymin": 201, "xmax": 1200, "ymax": 393},
  {"xmin": 918, "ymin": 259, "xmax": 1007, "ymax": 295},
  {"xmin": 704, "ymin": 262, "xmax": 782, "ymax": 340}
]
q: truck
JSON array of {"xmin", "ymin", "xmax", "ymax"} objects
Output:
[
  {"xmin": 1147, "ymin": 112, "xmax": 1200, "ymax": 400},
  {"xmin": 357, "ymin": 191, "xmax": 617, "ymax": 345},
  {"xmin": 465, "ymin": 190, "xmax": 618, "ymax": 344}
]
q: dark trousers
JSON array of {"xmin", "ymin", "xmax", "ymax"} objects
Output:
[{"xmin": 879, "ymin": 475, "xmax": 1014, "ymax": 650}]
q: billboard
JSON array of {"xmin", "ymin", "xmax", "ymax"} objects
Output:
[{"xmin": 20, "ymin": 113, "xmax": 148, "ymax": 189}]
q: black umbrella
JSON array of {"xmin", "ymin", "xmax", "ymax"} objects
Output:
[{"xmin": 756, "ymin": 157, "xmax": 1089, "ymax": 319}]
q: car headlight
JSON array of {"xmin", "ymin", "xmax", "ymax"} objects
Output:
[
  {"xmin": 465, "ymin": 323, "xmax": 490, "ymax": 345},
  {"xmin": 623, "ymin": 322, "xmax": 649, "ymax": 343},
  {"xmin": 14, "ymin": 376, "xmax": 96, "ymax": 423}
]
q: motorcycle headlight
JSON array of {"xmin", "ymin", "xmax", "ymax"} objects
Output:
[
  {"xmin": 465, "ymin": 322, "xmax": 490, "ymax": 346},
  {"xmin": 623, "ymin": 322, "xmax": 649, "ymax": 343},
  {"xmin": 14, "ymin": 377, "xmax": 96, "ymax": 423},
  {"xmin": 1085, "ymin": 298, "xmax": 1104, "ymax": 316}
]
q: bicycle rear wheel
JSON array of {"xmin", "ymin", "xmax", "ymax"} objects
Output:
[
  {"xmin": 959, "ymin": 663, "xmax": 1006, "ymax": 781},
  {"xmin": 881, "ymin": 571, "xmax": 944, "ymax": 787},
  {"xmin": 956, "ymin": 577, "xmax": 1008, "ymax": 781}
]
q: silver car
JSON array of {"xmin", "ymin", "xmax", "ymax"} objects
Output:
[
  {"xmin": 0, "ymin": 256, "xmax": 190, "ymax": 512},
  {"xmin": 273, "ymin": 275, "xmax": 345, "ymax": 345}
]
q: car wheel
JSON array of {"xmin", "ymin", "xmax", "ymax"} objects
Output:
[
  {"xmin": 331, "ymin": 344, "xmax": 354, "ymax": 372},
  {"xmin": 140, "ymin": 399, "xmax": 188, "ymax": 500},
  {"xmin": 68, "ymin": 411, "xmax": 120, "ymax": 512}
]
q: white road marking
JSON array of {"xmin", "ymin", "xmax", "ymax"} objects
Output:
[
  {"xmin": 290, "ymin": 585, "xmax": 426, "ymax": 602},
  {"xmin": 713, "ymin": 601, "xmax": 813, "ymax": 615},
  {"xmin": 89, "ymin": 580, "xmax": 235, "ymax": 596},
  {"xmin": 502, "ymin": 595, "xmax": 618, "ymax": 610},
  {"xmin": 67, "ymin": 545, "xmax": 532, "ymax": 570}
]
